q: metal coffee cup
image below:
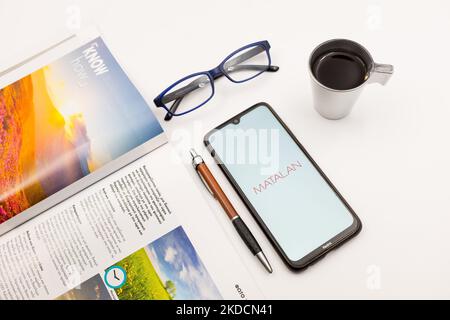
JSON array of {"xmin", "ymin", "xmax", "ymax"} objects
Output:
[{"xmin": 309, "ymin": 39, "xmax": 394, "ymax": 120}]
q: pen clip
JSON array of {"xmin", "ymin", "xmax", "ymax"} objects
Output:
[{"xmin": 196, "ymin": 169, "xmax": 215, "ymax": 198}]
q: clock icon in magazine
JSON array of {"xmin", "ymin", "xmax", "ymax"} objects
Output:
[{"xmin": 104, "ymin": 266, "xmax": 127, "ymax": 289}]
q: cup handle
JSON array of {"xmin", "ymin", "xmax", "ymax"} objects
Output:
[{"xmin": 368, "ymin": 63, "xmax": 394, "ymax": 85}]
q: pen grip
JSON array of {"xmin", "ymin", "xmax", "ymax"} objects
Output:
[{"xmin": 232, "ymin": 217, "xmax": 262, "ymax": 256}]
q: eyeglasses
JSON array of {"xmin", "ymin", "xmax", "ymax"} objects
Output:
[{"xmin": 153, "ymin": 40, "xmax": 279, "ymax": 121}]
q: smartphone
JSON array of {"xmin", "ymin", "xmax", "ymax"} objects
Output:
[{"xmin": 204, "ymin": 102, "xmax": 361, "ymax": 269}]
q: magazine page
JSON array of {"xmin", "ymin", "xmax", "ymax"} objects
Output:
[
  {"xmin": 0, "ymin": 30, "xmax": 166, "ymax": 236},
  {"xmin": 0, "ymin": 144, "xmax": 263, "ymax": 300}
]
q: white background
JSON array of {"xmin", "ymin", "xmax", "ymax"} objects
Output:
[{"xmin": 1, "ymin": 0, "xmax": 449, "ymax": 299}]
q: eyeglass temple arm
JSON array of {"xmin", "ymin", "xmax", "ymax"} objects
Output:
[
  {"xmin": 228, "ymin": 65, "xmax": 279, "ymax": 72},
  {"xmin": 162, "ymin": 64, "xmax": 278, "ymax": 105},
  {"xmin": 223, "ymin": 46, "xmax": 265, "ymax": 68},
  {"xmin": 164, "ymin": 96, "xmax": 183, "ymax": 121},
  {"xmin": 223, "ymin": 46, "xmax": 279, "ymax": 73},
  {"xmin": 162, "ymin": 76, "xmax": 209, "ymax": 104}
]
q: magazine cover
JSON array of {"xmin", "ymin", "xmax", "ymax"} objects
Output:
[{"xmin": 0, "ymin": 35, "xmax": 164, "ymax": 233}]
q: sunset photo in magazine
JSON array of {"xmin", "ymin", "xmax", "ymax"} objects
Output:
[{"xmin": 0, "ymin": 37, "xmax": 162, "ymax": 225}]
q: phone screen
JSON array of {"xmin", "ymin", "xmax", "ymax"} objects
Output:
[{"xmin": 207, "ymin": 105, "xmax": 356, "ymax": 262}]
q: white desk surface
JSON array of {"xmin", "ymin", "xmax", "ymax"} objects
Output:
[{"xmin": 1, "ymin": 0, "xmax": 449, "ymax": 299}]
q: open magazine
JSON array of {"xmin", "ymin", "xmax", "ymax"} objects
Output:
[{"xmin": 0, "ymin": 29, "xmax": 263, "ymax": 300}]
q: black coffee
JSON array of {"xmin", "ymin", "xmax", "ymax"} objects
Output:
[{"xmin": 312, "ymin": 51, "xmax": 368, "ymax": 90}]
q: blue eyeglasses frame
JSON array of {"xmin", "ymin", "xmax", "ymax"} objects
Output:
[{"xmin": 153, "ymin": 40, "xmax": 277, "ymax": 118}]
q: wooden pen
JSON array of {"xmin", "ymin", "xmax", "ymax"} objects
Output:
[{"xmin": 190, "ymin": 148, "xmax": 272, "ymax": 273}]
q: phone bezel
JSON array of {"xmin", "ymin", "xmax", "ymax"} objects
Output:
[{"xmin": 204, "ymin": 102, "xmax": 362, "ymax": 270}]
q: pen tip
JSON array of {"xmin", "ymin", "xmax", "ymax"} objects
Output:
[
  {"xmin": 189, "ymin": 148, "xmax": 198, "ymax": 158},
  {"xmin": 256, "ymin": 252, "xmax": 273, "ymax": 274}
]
